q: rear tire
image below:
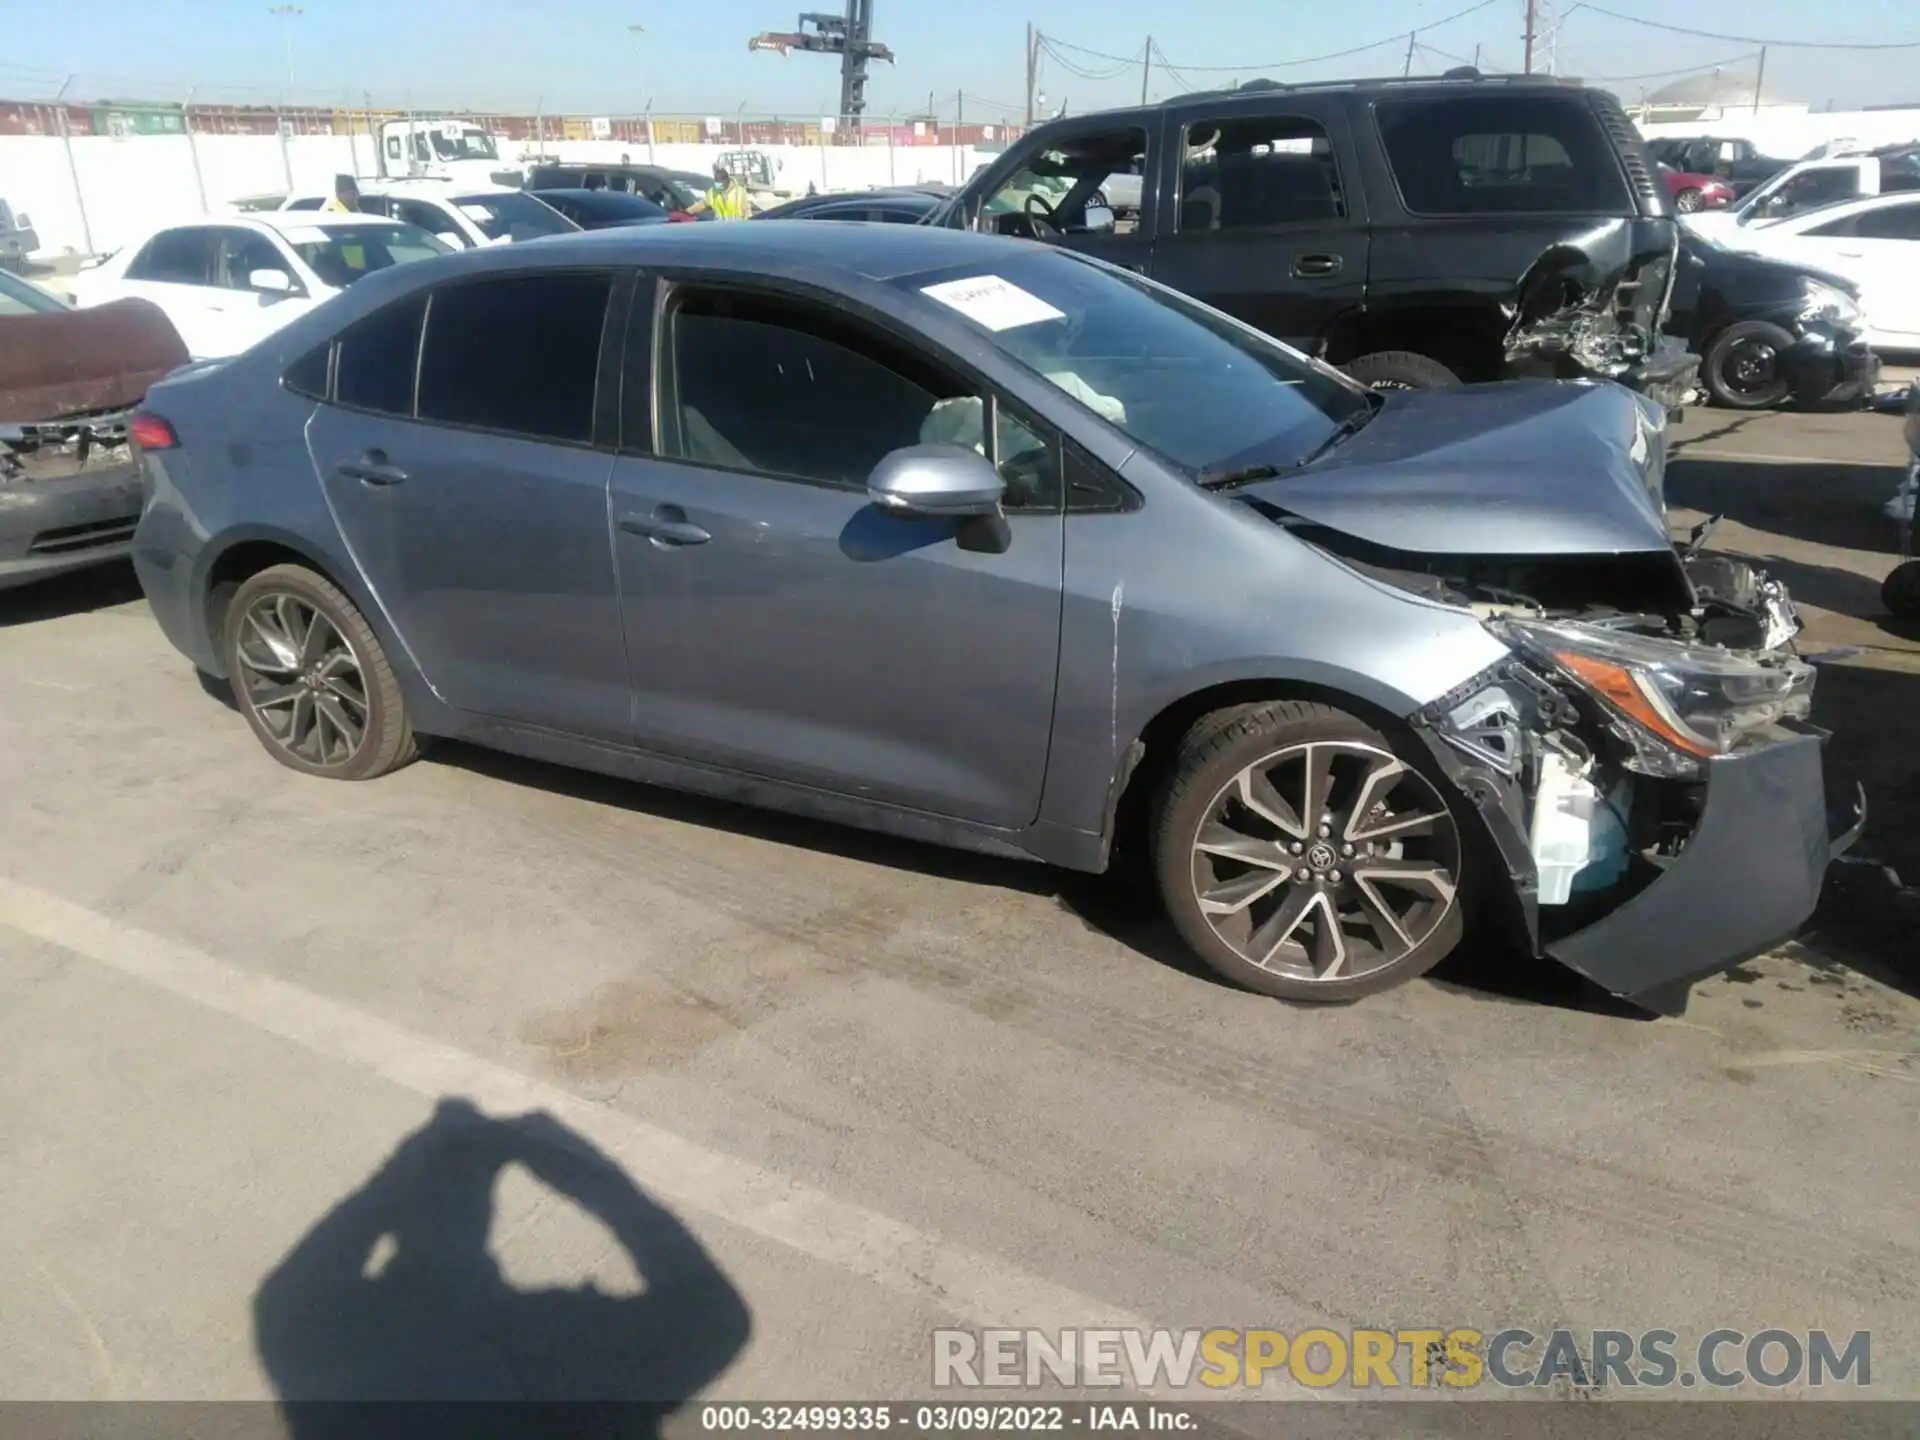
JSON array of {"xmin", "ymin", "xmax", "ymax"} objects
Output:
[
  {"xmin": 1342, "ymin": 350, "xmax": 1461, "ymax": 392},
  {"xmin": 1152, "ymin": 701, "xmax": 1470, "ymax": 1003},
  {"xmin": 1704, "ymin": 320, "xmax": 1795, "ymax": 409},
  {"xmin": 222, "ymin": 563, "xmax": 417, "ymax": 780}
]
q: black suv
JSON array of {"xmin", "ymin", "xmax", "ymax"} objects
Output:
[{"xmin": 931, "ymin": 72, "xmax": 1698, "ymax": 406}]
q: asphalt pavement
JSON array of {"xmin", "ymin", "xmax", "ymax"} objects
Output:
[{"xmin": 0, "ymin": 406, "xmax": 1916, "ymax": 1412}]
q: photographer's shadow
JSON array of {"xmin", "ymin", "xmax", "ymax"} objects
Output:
[{"xmin": 254, "ymin": 1098, "xmax": 750, "ymax": 1437}]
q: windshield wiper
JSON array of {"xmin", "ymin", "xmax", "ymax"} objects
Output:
[
  {"xmin": 1195, "ymin": 463, "xmax": 1283, "ymax": 491},
  {"xmin": 1291, "ymin": 394, "xmax": 1383, "ymax": 470}
]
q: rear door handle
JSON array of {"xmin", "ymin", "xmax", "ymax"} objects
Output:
[
  {"xmin": 619, "ymin": 506, "xmax": 711, "ymax": 546},
  {"xmin": 335, "ymin": 449, "xmax": 409, "ymax": 487},
  {"xmin": 1292, "ymin": 253, "xmax": 1342, "ymax": 278}
]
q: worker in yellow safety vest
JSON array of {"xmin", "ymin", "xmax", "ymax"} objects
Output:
[{"xmin": 689, "ymin": 162, "xmax": 753, "ymax": 221}]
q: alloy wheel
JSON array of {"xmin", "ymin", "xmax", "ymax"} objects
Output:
[
  {"xmin": 1188, "ymin": 741, "xmax": 1461, "ymax": 984},
  {"xmin": 1675, "ymin": 188, "xmax": 1703, "ymax": 213},
  {"xmin": 233, "ymin": 592, "xmax": 372, "ymax": 769}
]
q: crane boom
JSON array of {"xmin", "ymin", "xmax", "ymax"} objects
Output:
[{"xmin": 749, "ymin": 0, "xmax": 892, "ymax": 119}]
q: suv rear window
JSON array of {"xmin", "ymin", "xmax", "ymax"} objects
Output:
[{"xmin": 1375, "ymin": 95, "xmax": 1629, "ymax": 215}]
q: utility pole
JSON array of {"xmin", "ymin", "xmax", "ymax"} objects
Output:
[
  {"xmin": 268, "ymin": 5, "xmax": 303, "ymax": 93},
  {"xmin": 1025, "ymin": 23, "xmax": 1037, "ymax": 128},
  {"xmin": 1404, "ymin": 31, "xmax": 1416, "ymax": 77},
  {"xmin": 1141, "ymin": 35, "xmax": 1152, "ymax": 105},
  {"xmin": 1472, "ymin": 42, "xmax": 1481, "ymax": 70},
  {"xmin": 1522, "ymin": 0, "xmax": 1537, "ymax": 74},
  {"xmin": 1752, "ymin": 46, "xmax": 1767, "ymax": 114}
]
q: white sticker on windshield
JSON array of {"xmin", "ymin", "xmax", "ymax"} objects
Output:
[
  {"xmin": 280, "ymin": 227, "xmax": 329, "ymax": 244},
  {"xmin": 920, "ymin": 274, "xmax": 1064, "ymax": 332},
  {"xmin": 456, "ymin": 203, "xmax": 496, "ymax": 222}
]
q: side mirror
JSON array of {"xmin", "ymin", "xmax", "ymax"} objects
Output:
[
  {"xmin": 867, "ymin": 444, "xmax": 1006, "ymax": 518},
  {"xmin": 249, "ymin": 269, "xmax": 295, "ymax": 294},
  {"xmin": 1080, "ymin": 204, "xmax": 1116, "ymax": 234}
]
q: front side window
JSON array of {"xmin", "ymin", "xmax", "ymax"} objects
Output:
[
  {"xmin": 127, "ymin": 228, "xmax": 215, "ymax": 285},
  {"xmin": 292, "ymin": 224, "xmax": 450, "ymax": 290},
  {"xmin": 451, "ymin": 192, "xmax": 576, "ymax": 242},
  {"xmin": 896, "ymin": 251, "xmax": 1368, "ymax": 480},
  {"xmin": 334, "ymin": 293, "xmax": 426, "ymax": 415},
  {"xmin": 664, "ymin": 289, "xmax": 975, "ymax": 489},
  {"xmin": 215, "ymin": 229, "xmax": 297, "ymax": 292},
  {"xmin": 417, "ymin": 273, "xmax": 610, "ymax": 442},
  {"xmin": 978, "ymin": 127, "xmax": 1147, "ymax": 237},
  {"xmin": 1376, "ymin": 96, "xmax": 1629, "ymax": 215},
  {"xmin": 1177, "ymin": 116, "xmax": 1343, "ymax": 233},
  {"xmin": 1755, "ymin": 167, "xmax": 1860, "ymax": 221}
]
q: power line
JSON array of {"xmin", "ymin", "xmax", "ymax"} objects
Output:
[
  {"xmin": 1140, "ymin": 0, "xmax": 1503, "ymax": 73},
  {"xmin": 1036, "ymin": 37, "xmax": 1141, "ymax": 82},
  {"xmin": 1577, "ymin": 51, "xmax": 1764, "ymax": 83},
  {"xmin": 1567, "ymin": 3, "xmax": 1920, "ymax": 51}
]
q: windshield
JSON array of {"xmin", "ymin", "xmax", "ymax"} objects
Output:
[
  {"xmin": 452, "ymin": 192, "xmax": 577, "ymax": 242},
  {"xmin": 896, "ymin": 251, "xmax": 1369, "ymax": 476},
  {"xmin": 0, "ymin": 267, "xmax": 68, "ymax": 316},
  {"xmin": 430, "ymin": 127, "xmax": 499, "ymax": 162},
  {"xmin": 292, "ymin": 224, "xmax": 451, "ymax": 289}
]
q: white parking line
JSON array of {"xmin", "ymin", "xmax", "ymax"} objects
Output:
[{"xmin": 0, "ymin": 876, "xmax": 1158, "ymax": 1343}]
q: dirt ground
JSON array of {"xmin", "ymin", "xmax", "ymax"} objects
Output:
[{"xmin": 1665, "ymin": 401, "xmax": 1920, "ymax": 999}]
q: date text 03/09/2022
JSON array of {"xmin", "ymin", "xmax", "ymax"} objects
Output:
[{"xmin": 698, "ymin": 1403, "xmax": 1198, "ymax": 1433}]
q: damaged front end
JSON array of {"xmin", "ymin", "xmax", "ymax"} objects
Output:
[
  {"xmin": 1504, "ymin": 220, "xmax": 1701, "ymax": 412},
  {"xmin": 1292, "ymin": 516, "xmax": 1857, "ymax": 1014},
  {"xmin": 0, "ymin": 298, "xmax": 188, "ymax": 589},
  {"xmin": 1389, "ymin": 550, "xmax": 1858, "ymax": 1014}
]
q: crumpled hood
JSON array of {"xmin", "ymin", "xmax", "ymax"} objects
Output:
[{"xmin": 1236, "ymin": 380, "xmax": 1669, "ymax": 557}]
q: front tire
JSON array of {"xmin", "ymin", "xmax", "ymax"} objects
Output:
[
  {"xmin": 1341, "ymin": 350, "xmax": 1461, "ymax": 392},
  {"xmin": 223, "ymin": 563, "xmax": 417, "ymax": 780},
  {"xmin": 1152, "ymin": 701, "xmax": 1468, "ymax": 1003},
  {"xmin": 1674, "ymin": 186, "xmax": 1704, "ymax": 213},
  {"xmin": 1704, "ymin": 320, "xmax": 1795, "ymax": 409}
]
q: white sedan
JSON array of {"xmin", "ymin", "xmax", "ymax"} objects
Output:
[
  {"xmin": 68, "ymin": 212, "xmax": 450, "ymax": 359},
  {"xmin": 1721, "ymin": 191, "xmax": 1920, "ymax": 352}
]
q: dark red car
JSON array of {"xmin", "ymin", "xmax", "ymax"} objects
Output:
[{"xmin": 1657, "ymin": 162, "xmax": 1735, "ymax": 213}]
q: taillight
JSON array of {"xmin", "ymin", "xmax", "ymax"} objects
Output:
[
  {"xmin": 668, "ymin": 210, "xmax": 695, "ymax": 223},
  {"xmin": 129, "ymin": 411, "xmax": 178, "ymax": 450}
]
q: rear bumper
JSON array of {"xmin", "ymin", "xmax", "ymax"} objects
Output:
[
  {"xmin": 0, "ymin": 459, "xmax": 142, "ymax": 590},
  {"xmin": 1545, "ymin": 731, "xmax": 1854, "ymax": 1014}
]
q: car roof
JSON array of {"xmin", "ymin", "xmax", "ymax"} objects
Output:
[
  {"xmin": 1032, "ymin": 68, "xmax": 1594, "ymax": 126},
  {"xmin": 245, "ymin": 210, "xmax": 410, "ymax": 232},
  {"xmin": 491, "ymin": 220, "xmax": 1040, "ymax": 281}
]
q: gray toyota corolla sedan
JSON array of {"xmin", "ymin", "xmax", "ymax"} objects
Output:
[{"xmin": 127, "ymin": 223, "xmax": 1860, "ymax": 1013}]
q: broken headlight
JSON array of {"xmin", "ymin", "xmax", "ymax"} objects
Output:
[
  {"xmin": 1800, "ymin": 281, "xmax": 1860, "ymax": 328},
  {"xmin": 1486, "ymin": 616, "xmax": 1814, "ymax": 777}
]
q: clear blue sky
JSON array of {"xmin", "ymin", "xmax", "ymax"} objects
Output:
[{"xmin": 2, "ymin": 0, "xmax": 1918, "ymax": 119}]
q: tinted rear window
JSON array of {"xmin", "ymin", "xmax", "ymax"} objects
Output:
[
  {"xmin": 417, "ymin": 274, "xmax": 610, "ymax": 443},
  {"xmin": 336, "ymin": 294, "xmax": 426, "ymax": 415},
  {"xmin": 1375, "ymin": 95, "xmax": 1629, "ymax": 215}
]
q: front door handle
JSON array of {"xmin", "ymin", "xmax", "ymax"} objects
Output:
[
  {"xmin": 335, "ymin": 449, "xmax": 409, "ymax": 487},
  {"xmin": 619, "ymin": 505, "xmax": 711, "ymax": 546},
  {"xmin": 1292, "ymin": 253, "xmax": 1342, "ymax": 278}
]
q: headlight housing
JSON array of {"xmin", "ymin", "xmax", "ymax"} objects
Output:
[
  {"xmin": 1488, "ymin": 617, "xmax": 1815, "ymax": 776},
  {"xmin": 1800, "ymin": 281, "xmax": 1860, "ymax": 327}
]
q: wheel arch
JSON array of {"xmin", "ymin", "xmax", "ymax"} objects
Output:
[
  {"xmin": 1099, "ymin": 666, "xmax": 1430, "ymax": 871},
  {"xmin": 1319, "ymin": 300, "xmax": 1511, "ymax": 383}
]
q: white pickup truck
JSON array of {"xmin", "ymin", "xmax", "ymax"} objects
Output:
[
  {"xmin": 1687, "ymin": 145, "xmax": 1920, "ymax": 240},
  {"xmin": 0, "ymin": 198, "xmax": 39, "ymax": 267}
]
